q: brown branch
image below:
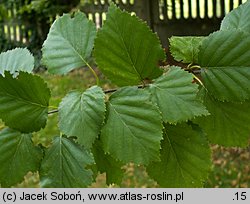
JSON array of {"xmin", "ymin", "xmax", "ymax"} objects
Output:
[
  {"xmin": 104, "ymin": 88, "xmax": 117, "ymax": 94},
  {"xmin": 104, "ymin": 84, "xmax": 146, "ymax": 94},
  {"xmin": 48, "ymin": 109, "xmax": 59, "ymax": 115},
  {"xmin": 48, "ymin": 84, "xmax": 148, "ymax": 115}
]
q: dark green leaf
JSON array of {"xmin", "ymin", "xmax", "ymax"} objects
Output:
[
  {"xmin": 0, "ymin": 128, "xmax": 42, "ymax": 187},
  {"xmin": 94, "ymin": 3, "xmax": 165, "ymax": 86},
  {"xmin": 169, "ymin": 36, "xmax": 205, "ymax": 64},
  {"xmin": 193, "ymin": 88, "xmax": 250, "ymax": 147},
  {"xmin": 221, "ymin": 0, "xmax": 250, "ymax": 33},
  {"xmin": 40, "ymin": 136, "xmax": 94, "ymax": 187},
  {"xmin": 147, "ymin": 123, "xmax": 211, "ymax": 187},
  {"xmin": 59, "ymin": 86, "xmax": 105, "ymax": 149},
  {"xmin": 0, "ymin": 72, "xmax": 50, "ymax": 133},
  {"xmin": 92, "ymin": 140, "xmax": 124, "ymax": 185},
  {"xmin": 101, "ymin": 87, "xmax": 163, "ymax": 165},
  {"xmin": 42, "ymin": 12, "xmax": 96, "ymax": 74},
  {"xmin": 199, "ymin": 30, "xmax": 250, "ymax": 102},
  {"xmin": 149, "ymin": 66, "xmax": 209, "ymax": 123},
  {"xmin": 0, "ymin": 48, "xmax": 34, "ymax": 76}
]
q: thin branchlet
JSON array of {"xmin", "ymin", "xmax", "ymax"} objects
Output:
[
  {"xmin": 48, "ymin": 109, "xmax": 59, "ymax": 114},
  {"xmin": 48, "ymin": 84, "xmax": 148, "ymax": 115}
]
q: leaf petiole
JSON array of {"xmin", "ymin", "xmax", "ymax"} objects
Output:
[
  {"xmin": 85, "ymin": 62, "xmax": 100, "ymax": 86},
  {"xmin": 190, "ymin": 65, "xmax": 201, "ymax": 70}
]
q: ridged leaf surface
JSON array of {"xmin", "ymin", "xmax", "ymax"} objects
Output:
[
  {"xmin": 92, "ymin": 140, "xmax": 124, "ymax": 185},
  {"xmin": 42, "ymin": 12, "xmax": 96, "ymax": 74},
  {"xmin": 147, "ymin": 123, "xmax": 211, "ymax": 187},
  {"xmin": 40, "ymin": 136, "xmax": 94, "ymax": 187},
  {"xmin": 199, "ymin": 30, "xmax": 250, "ymax": 102},
  {"xmin": 59, "ymin": 86, "xmax": 105, "ymax": 148},
  {"xmin": 101, "ymin": 87, "xmax": 163, "ymax": 165},
  {"xmin": 0, "ymin": 128, "xmax": 42, "ymax": 187},
  {"xmin": 194, "ymin": 89, "xmax": 250, "ymax": 147},
  {"xmin": 221, "ymin": 0, "xmax": 250, "ymax": 33},
  {"xmin": 169, "ymin": 37, "xmax": 204, "ymax": 64},
  {"xmin": 0, "ymin": 72, "xmax": 50, "ymax": 133},
  {"xmin": 149, "ymin": 66, "xmax": 209, "ymax": 123},
  {"xmin": 94, "ymin": 3, "xmax": 165, "ymax": 86},
  {"xmin": 0, "ymin": 48, "xmax": 34, "ymax": 76}
]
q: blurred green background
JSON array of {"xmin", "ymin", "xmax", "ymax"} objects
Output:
[{"xmin": 0, "ymin": 0, "xmax": 249, "ymax": 188}]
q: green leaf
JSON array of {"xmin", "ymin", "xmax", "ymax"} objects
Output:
[
  {"xmin": 0, "ymin": 128, "xmax": 42, "ymax": 187},
  {"xmin": 0, "ymin": 48, "xmax": 34, "ymax": 76},
  {"xmin": 0, "ymin": 72, "xmax": 51, "ymax": 133},
  {"xmin": 199, "ymin": 30, "xmax": 250, "ymax": 102},
  {"xmin": 193, "ymin": 89, "xmax": 250, "ymax": 147},
  {"xmin": 221, "ymin": 0, "xmax": 250, "ymax": 33},
  {"xmin": 149, "ymin": 66, "xmax": 209, "ymax": 123},
  {"xmin": 40, "ymin": 136, "xmax": 94, "ymax": 188},
  {"xmin": 59, "ymin": 86, "xmax": 105, "ymax": 149},
  {"xmin": 169, "ymin": 36, "xmax": 205, "ymax": 64},
  {"xmin": 147, "ymin": 123, "xmax": 211, "ymax": 187},
  {"xmin": 94, "ymin": 3, "xmax": 165, "ymax": 86},
  {"xmin": 92, "ymin": 140, "xmax": 124, "ymax": 186},
  {"xmin": 101, "ymin": 87, "xmax": 163, "ymax": 165},
  {"xmin": 42, "ymin": 12, "xmax": 96, "ymax": 74}
]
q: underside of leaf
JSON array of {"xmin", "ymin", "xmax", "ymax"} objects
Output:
[
  {"xmin": 0, "ymin": 48, "xmax": 34, "ymax": 76},
  {"xmin": 42, "ymin": 12, "xmax": 96, "ymax": 74},
  {"xmin": 169, "ymin": 36, "xmax": 205, "ymax": 64}
]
